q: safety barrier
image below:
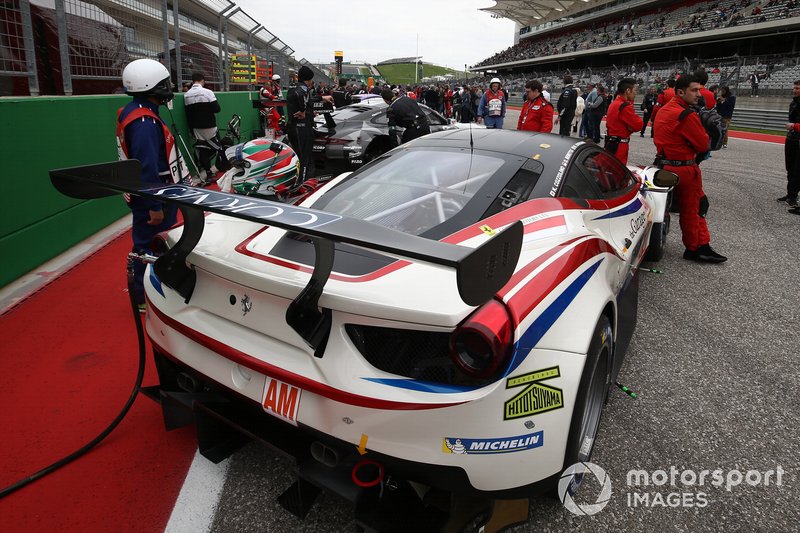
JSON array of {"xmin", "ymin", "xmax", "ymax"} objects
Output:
[{"xmin": 729, "ymin": 108, "xmax": 786, "ymax": 132}]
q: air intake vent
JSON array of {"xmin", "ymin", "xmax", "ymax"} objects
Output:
[{"xmin": 345, "ymin": 325, "xmax": 496, "ymax": 388}]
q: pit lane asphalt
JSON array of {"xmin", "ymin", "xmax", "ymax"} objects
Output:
[{"xmin": 208, "ymin": 115, "xmax": 799, "ymax": 533}]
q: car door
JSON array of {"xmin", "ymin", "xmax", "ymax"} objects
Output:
[{"xmin": 575, "ymin": 148, "xmax": 648, "ymax": 266}]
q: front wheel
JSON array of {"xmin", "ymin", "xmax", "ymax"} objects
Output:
[{"xmin": 557, "ymin": 316, "xmax": 612, "ymax": 497}]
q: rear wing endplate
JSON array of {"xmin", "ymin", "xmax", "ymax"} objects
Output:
[{"xmin": 51, "ymin": 160, "xmax": 522, "ymax": 353}]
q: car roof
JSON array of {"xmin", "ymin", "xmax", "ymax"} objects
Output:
[{"xmin": 409, "ymin": 128, "xmax": 583, "ymax": 159}]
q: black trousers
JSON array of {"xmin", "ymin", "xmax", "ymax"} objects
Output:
[
  {"xmin": 289, "ymin": 123, "xmax": 315, "ymax": 182},
  {"xmin": 559, "ymin": 111, "xmax": 575, "ymax": 136},
  {"xmin": 786, "ymin": 137, "xmax": 800, "ymax": 198},
  {"xmin": 641, "ymin": 110, "xmax": 653, "ymax": 136},
  {"xmin": 402, "ymin": 123, "xmax": 431, "ymax": 144},
  {"xmin": 194, "ymin": 134, "xmax": 221, "ymax": 174}
]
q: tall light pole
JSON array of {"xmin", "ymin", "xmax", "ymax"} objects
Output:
[{"xmin": 415, "ymin": 34, "xmax": 419, "ymax": 84}]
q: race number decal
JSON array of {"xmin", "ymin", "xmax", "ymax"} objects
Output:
[{"xmin": 262, "ymin": 377, "xmax": 302, "ymax": 426}]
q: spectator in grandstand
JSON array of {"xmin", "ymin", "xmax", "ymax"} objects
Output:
[
  {"xmin": 585, "ymin": 84, "xmax": 607, "ymax": 143},
  {"xmin": 555, "ymin": 75, "xmax": 579, "ymax": 136},
  {"xmin": 654, "ymin": 75, "xmax": 726, "ymax": 264},
  {"xmin": 185, "ymin": 71, "xmax": 223, "ymax": 184},
  {"xmin": 749, "ymin": 71, "xmax": 760, "ymax": 97},
  {"xmin": 780, "ymin": 80, "xmax": 800, "ymax": 211},
  {"xmin": 716, "ymin": 86, "xmax": 736, "ymax": 149},
  {"xmin": 605, "ymin": 78, "xmax": 643, "ymax": 165},
  {"xmin": 477, "ymin": 78, "xmax": 507, "ymax": 129},
  {"xmin": 693, "ymin": 70, "xmax": 717, "ymax": 109},
  {"xmin": 641, "ymin": 86, "xmax": 657, "ymax": 137},
  {"xmin": 517, "ymin": 79, "xmax": 554, "ymax": 133},
  {"xmin": 573, "ymin": 88, "xmax": 584, "ymax": 134},
  {"xmin": 117, "ymin": 58, "xmax": 185, "ymax": 312}
]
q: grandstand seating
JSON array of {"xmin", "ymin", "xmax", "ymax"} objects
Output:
[{"xmin": 475, "ymin": 0, "xmax": 800, "ymax": 68}]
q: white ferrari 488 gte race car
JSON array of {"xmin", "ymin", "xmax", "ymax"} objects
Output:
[{"xmin": 51, "ymin": 128, "xmax": 677, "ymax": 530}]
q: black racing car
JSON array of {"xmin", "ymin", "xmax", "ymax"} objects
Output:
[{"xmin": 311, "ymin": 100, "xmax": 465, "ymax": 174}]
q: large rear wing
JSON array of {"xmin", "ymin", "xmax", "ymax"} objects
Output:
[{"xmin": 51, "ymin": 160, "xmax": 522, "ymax": 353}]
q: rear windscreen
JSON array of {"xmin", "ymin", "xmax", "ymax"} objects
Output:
[{"xmin": 313, "ymin": 148, "xmax": 519, "ymax": 237}]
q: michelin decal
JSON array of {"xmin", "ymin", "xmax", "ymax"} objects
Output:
[{"xmin": 443, "ymin": 431, "xmax": 544, "ymax": 455}]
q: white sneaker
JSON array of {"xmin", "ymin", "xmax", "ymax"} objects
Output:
[{"xmin": 210, "ymin": 165, "xmax": 218, "ymax": 174}]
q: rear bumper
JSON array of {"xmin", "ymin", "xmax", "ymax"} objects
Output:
[{"xmin": 147, "ymin": 346, "xmax": 560, "ymax": 501}]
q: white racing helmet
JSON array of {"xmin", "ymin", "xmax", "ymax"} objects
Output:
[
  {"xmin": 272, "ymin": 74, "xmax": 281, "ymax": 81},
  {"xmin": 122, "ymin": 58, "xmax": 173, "ymax": 102},
  {"xmin": 490, "ymin": 77, "xmax": 501, "ymax": 86},
  {"xmin": 219, "ymin": 138, "xmax": 299, "ymax": 198}
]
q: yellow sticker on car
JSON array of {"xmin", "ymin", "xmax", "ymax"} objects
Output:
[{"xmin": 504, "ymin": 366, "xmax": 564, "ymax": 420}]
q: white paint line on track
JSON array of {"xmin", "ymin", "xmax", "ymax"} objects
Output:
[{"xmin": 165, "ymin": 450, "xmax": 230, "ymax": 533}]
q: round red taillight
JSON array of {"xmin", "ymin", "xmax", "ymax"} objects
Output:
[{"xmin": 449, "ymin": 299, "xmax": 513, "ymax": 378}]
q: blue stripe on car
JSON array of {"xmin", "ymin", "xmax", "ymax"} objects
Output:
[
  {"xmin": 505, "ymin": 257, "xmax": 604, "ymax": 375},
  {"xmin": 149, "ymin": 268, "xmax": 165, "ymax": 298},
  {"xmin": 363, "ymin": 257, "xmax": 604, "ymax": 393},
  {"xmin": 593, "ymin": 197, "xmax": 642, "ymax": 220}
]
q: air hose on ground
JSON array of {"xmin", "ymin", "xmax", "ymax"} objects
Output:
[{"xmin": 0, "ymin": 256, "xmax": 149, "ymax": 499}]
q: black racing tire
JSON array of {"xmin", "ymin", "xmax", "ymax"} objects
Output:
[
  {"xmin": 363, "ymin": 138, "xmax": 390, "ymax": 164},
  {"xmin": 556, "ymin": 316, "xmax": 612, "ymax": 498},
  {"xmin": 644, "ymin": 221, "xmax": 667, "ymax": 262}
]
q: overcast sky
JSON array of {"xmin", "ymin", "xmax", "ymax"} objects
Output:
[{"xmin": 232, "ymin": 0, "xmax": 516, "ymax": 69}]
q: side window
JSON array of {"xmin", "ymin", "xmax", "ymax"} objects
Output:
[
  {"xmin": 581, "ymin": 150, "xmax": 636, "ymax": 196},
  {"xmin": 483, "ymin": 159, "xmax": 543, "ymax": 217},
  {"xmin": 422, "ymin": 107, "xmax": 447, "ymax": 125},
  {"xmin": 560, "ymin": 164, "xmax": 602, "ymax": 200},
  {"xmin": 372, "ymin": 112, "xmax": 389, "ymax": 125}
]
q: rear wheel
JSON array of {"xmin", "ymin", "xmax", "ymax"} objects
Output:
[
  {"xmin": 557, "ymin": 316, "xmax": 612, "ymax": 498},
  {"xmin": 363, "ymin": 138, "xmax": 390, "ymax": 164},
  {"xmin": 644, "ymin": 221, "xmax": 666, "ymax": 262}
]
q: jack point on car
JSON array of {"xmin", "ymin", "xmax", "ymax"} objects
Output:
[{"xmin": 615, "ymin": 381, "xmax": 637, "ymax": 398}]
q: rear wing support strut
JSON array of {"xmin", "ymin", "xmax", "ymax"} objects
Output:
[{"xmin": 50, "ymin": 160, "xmax": 523, "ymax": 354}]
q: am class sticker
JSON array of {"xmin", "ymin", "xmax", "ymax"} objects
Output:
[
  {"xmin": 262, "ymin": 377, "xmax": 302, "ymax": 426},
  {"xmin": 504, "ymin": 366, "xmax": 564, "ymax": 420}
]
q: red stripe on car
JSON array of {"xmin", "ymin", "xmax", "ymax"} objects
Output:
[{"xmin": 147, "ymin": 301, "xmax": 466, "ymax": 410}]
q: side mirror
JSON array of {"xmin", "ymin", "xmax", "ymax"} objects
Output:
[{"xmin": 653, "ymin": 169, "xmax": 679, "ymax": 188}]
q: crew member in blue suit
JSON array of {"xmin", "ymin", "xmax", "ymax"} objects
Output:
[{"xmin": 117, "ymin": 58, "xmax": 188, "ymax": 312}]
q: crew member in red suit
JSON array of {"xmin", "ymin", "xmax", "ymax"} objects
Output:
[
  {"xmin": 694, "ymin": 70, "xmax": 717, "ymax": 109},
  {"xmin": 443, "ymin": 85, "xmax": 453, "ymax": 118},
  {"xmin": 517, "ymin": 79, "xmax": 553, "ymax": 132},
  {"xmin": 654, "ymin": 75, "xmax": 727, "ymax": 263},
  {"xmin": 604, "ymin": 78, "xmax": 643, "ymax": 165},
  {"xmin": 259, "ymin": 74, "xmax": 285, "ymax": 135},
  {"xmin": 651, "ymin": 78, "xmax": 675, "ymax": 136}
]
